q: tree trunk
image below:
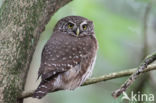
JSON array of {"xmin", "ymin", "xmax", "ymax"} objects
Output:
[{"xmin": 0, "ymin": 0, "xmax": 71, "ymax": 103}]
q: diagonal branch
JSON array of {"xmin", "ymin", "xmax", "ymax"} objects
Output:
[
  {"xmin": 131, "ymin": 2, "xmax": 152, "ymax": 100},
  {"xmin": 18, "ymin": 52, "xmax": 156, "ymax": 99},
  {"xmin": 112, "ymin": 52, "xmax": 156, "ymax": 98}
]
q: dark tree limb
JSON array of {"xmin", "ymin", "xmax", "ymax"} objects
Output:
[{"xmin": 0, "ymin": 0, "xmax": 72, "ymax": 103}]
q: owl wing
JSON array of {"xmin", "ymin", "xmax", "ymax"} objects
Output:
[{"xmin": 38, "ymin": 33, "xmax": 82, "ymax": 80}]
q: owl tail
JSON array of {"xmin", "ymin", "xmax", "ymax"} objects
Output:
[{"xmin": 33, "ymin": 79, "xmax": 55, "ymax": 99}]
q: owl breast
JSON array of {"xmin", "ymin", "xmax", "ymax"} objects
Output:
[{"xmin": 50, "ymin": 33, "xmax": 98, "ymax": 90}]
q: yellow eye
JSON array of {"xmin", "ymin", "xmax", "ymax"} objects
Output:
[
  {"xmin": 68, "ymin": 23, "xmax": 74, "ymax": 29},
  {"xmin": 82, "ymin": 24, "xmax": 87, "ymax": 30}
]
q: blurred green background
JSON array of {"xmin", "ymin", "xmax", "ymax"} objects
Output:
[{"xmin": 32, "ymin": 0, "xmax": 156, "ymax": 103}]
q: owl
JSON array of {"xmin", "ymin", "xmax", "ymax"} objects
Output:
[{"xmin": 33, "ymin": 16, "xmax": 98, "ymax": 99}]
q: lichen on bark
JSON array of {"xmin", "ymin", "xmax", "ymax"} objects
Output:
[{"xmin": 0, "ymin": 0, "xmax": 71, "ymax": 103}]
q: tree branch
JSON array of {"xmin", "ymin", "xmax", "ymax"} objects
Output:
[
  {"xmin": 112, "ymin": 52, "xmax": 156, "ymax": 98},
  {"xmin": 131, "ymin": 2, "xmax": 152, "ymax": 99},
  {"xmin": 0, "ymin": 0, "xmax": 72, "ymax": 103},
  {"xmin": 18, "ymin": 52, "xmax": 156, "ymax": 99}
]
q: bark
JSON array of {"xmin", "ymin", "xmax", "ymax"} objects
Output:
[{"xmin": 0, "ymin": 0, "xmax": 71, "ymax": 103}]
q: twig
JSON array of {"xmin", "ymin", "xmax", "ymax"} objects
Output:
[
  {"xmin": 132, "ymin": 2, "xmax": 152, "ymax": 97},
  {"xmin": 112, "ymin": 52, "xmax": 156, "ymax": 98},
  {"xmin": 18, "ymin": 61, "xmax": 156, "ymax": 99}
]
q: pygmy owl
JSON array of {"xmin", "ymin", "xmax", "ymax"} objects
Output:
[{"xmin": 33, "ymin": 16, "xmax": 98, "ymax": 99}]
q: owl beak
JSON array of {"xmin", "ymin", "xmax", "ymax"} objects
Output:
[{"xmin": 76, "ymin": 28, "xmax": 80, "ymax": 36}]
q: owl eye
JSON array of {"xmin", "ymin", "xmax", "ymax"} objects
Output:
[
  {"xmin": 67, "ymin": 23, "xmax": 74, "ymax": 29},
  {"xmin": 82, "ymin": 24, "xmax": 87, "ymax": 30}
]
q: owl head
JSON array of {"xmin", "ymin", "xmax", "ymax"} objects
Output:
[{"xmin": 53, "ymin": 16, "xmax": 94, "ymax": 37}]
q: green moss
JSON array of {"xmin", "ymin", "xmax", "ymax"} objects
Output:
[
  {"xmin": 3, "ymin": 77, "xmax": 22, "ymax": 103},
  {"xmin": 0, "ymin": 0, "xmax": 67, "ymax": 102},
  {"xmin": 0, "ymin": 0, "xmax": 12, "ymax": 29},
  {"xmin": 9, "ymin": 34, "xmax": 32, "ymax": 75}
]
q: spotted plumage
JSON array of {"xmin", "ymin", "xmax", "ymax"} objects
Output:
[{"xmin": 33, "ymin": 16, "xmax": 98, "ymax": 99}]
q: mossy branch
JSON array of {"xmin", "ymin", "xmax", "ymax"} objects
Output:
[
  {"xmin": 0, "ymin": 0, "xmax": 72, "ymax": 103},
  {"xmin": 18, "ymin": 52, "xmax": 156, "ymax": 99}
]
